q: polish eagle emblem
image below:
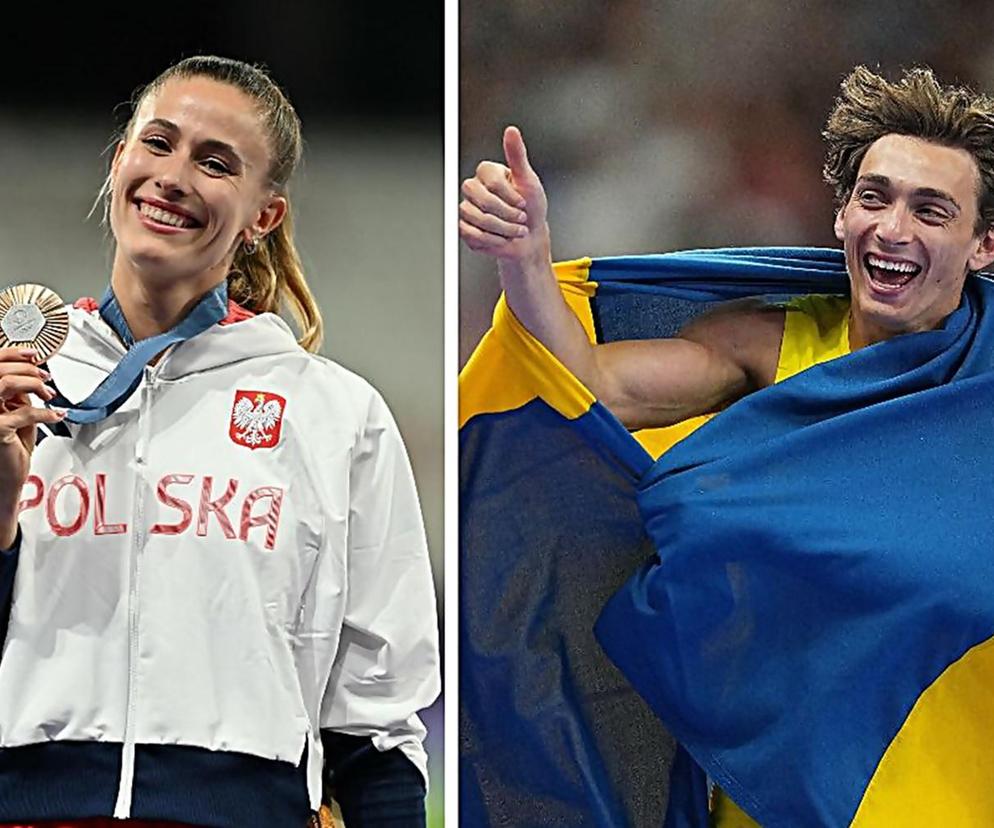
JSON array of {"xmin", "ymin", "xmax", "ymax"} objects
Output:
[{"xmin": 229, "ymin": 390, "xmax": 287, "ymax": 449}]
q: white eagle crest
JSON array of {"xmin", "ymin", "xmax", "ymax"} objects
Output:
[{"xmin": 232, "ymin": 395, "xmax": 283, "ymax": 446}]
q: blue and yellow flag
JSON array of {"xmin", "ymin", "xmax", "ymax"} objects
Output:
[{"xmin": 460, "ymin": 247, "xmax": 994, "ymax": 826}]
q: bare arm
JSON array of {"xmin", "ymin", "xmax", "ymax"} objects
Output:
[
  {"xmin": 592, "ymin": 299, "xmax": 785, "ymax": 429},
  {"xmin": 460, "ymin": 128, "xmax": 594, "ymax": 373},
  {"xmin": 460, "ymin": 128, "xmax": 784, "ymax": 430}
]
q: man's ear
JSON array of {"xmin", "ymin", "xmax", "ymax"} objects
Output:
[
  {"xmin": 968, "ymin": 225, "xmax": 994, "ymax": 273},
  {"xmin": 834, "ymin": 205, "xmax": 847, "ymax": 242}
]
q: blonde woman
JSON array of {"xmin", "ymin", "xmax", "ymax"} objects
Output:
[{"xmin": 0, "ymin": 56, "xmax": 438, "ymax": 828}]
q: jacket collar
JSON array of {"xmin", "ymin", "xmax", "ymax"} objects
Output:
[{"xmin": 56, "ymin": 305, "xmax": 303, "ymax": 384}]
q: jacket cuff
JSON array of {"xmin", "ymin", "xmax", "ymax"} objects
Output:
[{"xmin": 0, "ymin": 526, "xmax": 21, "ymax": 649}]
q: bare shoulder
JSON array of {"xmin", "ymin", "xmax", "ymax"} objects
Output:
[{"xmin": 679, "ymin": 297, "xmax": 785, "ymax": 389}]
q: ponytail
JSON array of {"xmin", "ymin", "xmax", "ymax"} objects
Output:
[{"xmin": 228, "ymin": 205, "xmax": 323, "ymax": 352}]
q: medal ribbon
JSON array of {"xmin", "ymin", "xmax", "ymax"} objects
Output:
[{"xmin": 48, "ymin": 281, "xmax": 229, "ymax": 424}]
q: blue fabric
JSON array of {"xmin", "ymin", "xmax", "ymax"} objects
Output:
[
  {"xmin": 589, "ymin": 246, "xmax": 848, "ymax": 301},
  {"xmin": 322, "ymin": 731, "xmax": 426, "ymax": 827},
  {"xmin": 461, "ymin": 245, "xmax": 994, "ymax": 826},
  {"xmin": 596, "ymin": 271, "xmax": 994, "ymax": 825},
  {"xmin": 462, "ymin": 247, "xmax": 851, "ymax": 826},
  {"xmin": 0, "ymin": 740, "xmax": 310, "ymax": 825},
  {"xmin": 460, "ymin": 399, "xmax": 675, "ymax": 827},
  {"xmin": 49, "ymin": 281, "xmax": 229, "ymax": 424},
  {"xmin": 0, "ymin": 529, "xmax": 20, "ymax": 651},
  {"xmin": 662, "ymin": 746, "xmax": 710, "ymax": 828},
  {"xmin": 131, "ymin": 742, "xmax": 311, "ymax": 827}
]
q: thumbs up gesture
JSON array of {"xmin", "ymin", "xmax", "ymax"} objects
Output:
[{"xmin": 460, "ymin": 127, "xmax": 551, "ymax": 267}]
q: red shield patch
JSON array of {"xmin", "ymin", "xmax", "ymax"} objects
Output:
[{"xmin": 229, "ymin": 390, "xmax": 286, "ymax": 450}]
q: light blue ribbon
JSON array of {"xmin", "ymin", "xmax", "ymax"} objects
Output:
[{"xmin": 49, "ymin": 281, "xmax": 229, "ymax": 424}]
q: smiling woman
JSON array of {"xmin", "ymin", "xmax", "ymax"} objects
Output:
[
  {"xmin": 0, "ymin": 56, "xmax": 439, "ymax": 828},
  {"xmin": 102, "ymin": 59, "xmax": 320, "ymax": 350}
]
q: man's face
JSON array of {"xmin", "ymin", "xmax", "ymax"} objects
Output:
[{"xmin": 835, "ymin": 134, "xmax": 994, "ymax": 345}]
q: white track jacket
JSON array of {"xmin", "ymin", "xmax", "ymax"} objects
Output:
[{"xmin": 0, "ymin": 304, "xmax": 440, "ymax": 826}]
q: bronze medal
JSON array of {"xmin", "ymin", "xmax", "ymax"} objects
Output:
[{"xmin": 0, "ymin": 284, "xmax": 69, "ymax": 362}]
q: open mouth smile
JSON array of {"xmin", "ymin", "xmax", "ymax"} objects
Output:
[
  {"xmin": 863, "ymin": 253, "xmax": 922, "ymax": 293},
  {"xmin": 134, "ymin": 198, "xmax": 203, "ymax": 231}
]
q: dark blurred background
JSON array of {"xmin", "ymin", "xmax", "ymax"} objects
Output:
[
  {"xmin": 460, "ymin": 0, "xmax": 994, "ymax": 365},
  {"xmin": 1, "ymin": 3, "xmax": 441, "ymax": 124},
  {"xmin": 2, "ymin": 4, "xmax": 443, "ymax": 823}
]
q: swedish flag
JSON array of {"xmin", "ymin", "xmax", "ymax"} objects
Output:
[{"xmin": 461, "ymin": 247, "xmax": 994, "ymax": 826}]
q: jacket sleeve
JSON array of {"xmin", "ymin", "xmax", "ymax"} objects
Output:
[
  {"xmin": 319, "ymin": 387, "xmax": 440, "ymax": 784},
  {"xmin": 0, "ymin": 529, "xmax": 21, "ymax": 649}
]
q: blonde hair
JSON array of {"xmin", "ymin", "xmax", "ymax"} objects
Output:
[{"xmin": 105, "ymin": 55, "xmax": 323, "ymax": 351}]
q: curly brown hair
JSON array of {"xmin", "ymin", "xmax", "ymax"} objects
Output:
[{"xmin": 823, "ymin": 65, "xmax": 994, "ymax": 236}]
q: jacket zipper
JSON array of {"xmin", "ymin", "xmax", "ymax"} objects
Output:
[{"xmin": 113, "ymin": 366, "xmax": 155, "ymax": 817}]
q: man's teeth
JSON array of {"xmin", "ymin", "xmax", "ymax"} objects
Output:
[
  {"xmin": 866, "ymin": 255, "xmax": 919, "ymax": 274},
  {"xmin": 139, "ymin": 202, "xmax": 194, "ymax": 228}
]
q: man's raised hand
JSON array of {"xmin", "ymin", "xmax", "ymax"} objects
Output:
[{"xmin": 460, "ymin": 126, "xmax": 550, "ymax": 267}]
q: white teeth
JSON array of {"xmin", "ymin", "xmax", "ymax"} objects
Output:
[
  {"xmin": 867, "ymin": 255, "xmax": 918, "ymax": 274},
  {"xmin": 138, "ymin": 202, "xmax": 194, "ymax": 228}
]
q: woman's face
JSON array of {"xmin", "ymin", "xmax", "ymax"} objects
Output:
[{"xmin": 109, "ymin": 75, "xmax": 285, "ymax": 287}]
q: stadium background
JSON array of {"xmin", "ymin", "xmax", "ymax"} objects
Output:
[
  {"xmin": 460, "ymin": 0, "xmax": 994, "ymax": 367},
  {"xmin": 0, "ymin": 4, "xmax": 443, "ymax": 825}
]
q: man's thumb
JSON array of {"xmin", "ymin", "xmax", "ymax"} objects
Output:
[{"xmin": 503, "ymin": 126, "xmax": 535, "ymax": 183}]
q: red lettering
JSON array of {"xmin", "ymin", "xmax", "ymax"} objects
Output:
[
  {"xmin": 18, "ymin": 475, "xmax": 43, "ymax": 513},
  {"xmin": 197, "ymin": 476, "xmax": 237, "ymax": 540},
  {"xmin": 151, "ymin": 474, "xmax": 195, "ymax": 535},
  {"xmin": 239, "ymin": 486, "xmax": 285, "ymax": 550},
  {"xmin": 25, "ymin": 473, "xmax": 286, "ymax": 546},
  {"xmin": 94, "ymin": 473, "xmax": 127, "ymax": 535},
  {"xmin": 46, "ymin": 475, "xmax": 89, "ymax": 537}
]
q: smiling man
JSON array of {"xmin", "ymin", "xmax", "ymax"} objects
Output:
[
  {"xmin": 460, "ymin": 66, "xmax": 994, "ymax": 430},
  {"xmin": 460, "ymin": 65, "xmax": 994, "ymax": 826}
]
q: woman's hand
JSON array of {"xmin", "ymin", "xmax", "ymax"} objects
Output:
[
  {"xmin": 0, "ymin": 348, "xmax": 65, "ymax": 547},
  {"xmin": 460, "ymin": 126, "xmax": 551, "ymax": 270}
]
